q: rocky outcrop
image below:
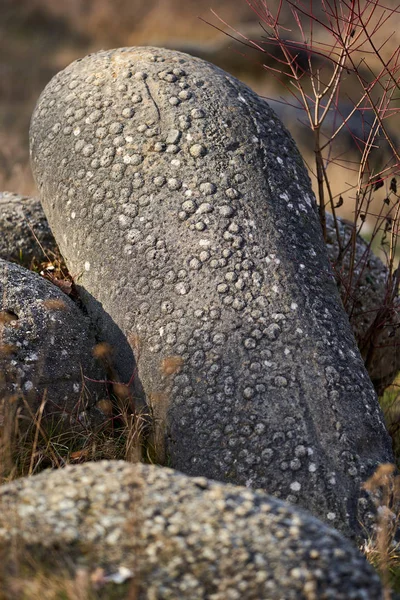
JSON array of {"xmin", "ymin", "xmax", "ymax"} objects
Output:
[
  {"xmin": 0, "ymin": 191, "xmax": 58, "ymax": 267},
  {"xmin": 0, "ymin": 259, "xmax": 105, "ymax": 428},
  {"xmin": 0, "ymin": 460, "xmax": 383, "ymax": 599},
  {"xmin": 30, "ymin": 47, "xmax": 393, "ymax": 536}
]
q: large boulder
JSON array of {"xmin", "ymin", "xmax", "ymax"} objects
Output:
[
  {"xmin": 30, "ymin": 47, "xmax": 393, "ymax": 537},
  {"xmin": 0, "ymin": 191, "xmax": 59, "ymax": 267},
  {"xmin": 0, "ymin": 460, "xmax": 383, "ymax": 599},
  {"xmin": 0, "ymin": 259, "xmax": 105, "ymax": 429}
]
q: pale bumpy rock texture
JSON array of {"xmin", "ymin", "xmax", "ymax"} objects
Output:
[
  {"xmin": 0, "ymin": 461, "xmax": 383, "ymax": 599},
  {"xmin": 3, "ymin": 190, "xmax": 395, "ymax": 394},
  {"xmin": 326, "ymin": 213, "xmax": 400, "ymax": 395},
  {"xmin": 0, "ymin": 259, "xmax": 105, "ymax": 427},
  {"xmin": 0, "ymin": 191, "xmax": 59, "ymax": 267},
  {"xmin": 30, "ymin": 47, "xmax": 393, "ymax": 536}
]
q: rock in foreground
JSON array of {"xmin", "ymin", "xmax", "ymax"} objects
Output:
[
  {"xmin": 0, "ymin": 460, "xmax": 383, "ymax": 599},
  {"xmin": 30, "ymin": 47, "xmax": 393, "ymax": 536}
]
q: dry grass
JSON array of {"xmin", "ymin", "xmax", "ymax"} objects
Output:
[
  {"xmin": 361, "ymin": 464, "xmax": 400, "ymax": 599},
  {"xmin": 0, "ymin": 532, "xmax": 141, "ymax": 600}
]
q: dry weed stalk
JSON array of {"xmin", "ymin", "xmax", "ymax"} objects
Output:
[{"xmin": 209, "ymin": 0, "xmax": 400, "ymax": 370}]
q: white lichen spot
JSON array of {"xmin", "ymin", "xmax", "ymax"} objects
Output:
[
  {"xmin": 71, "ymin": 211, "xmax": 76, "ymax": 219},
  {"xmin": 175, "ymin": 282, "xmax": 190, "ymax": 295},
  {"xmin": 185, "ymin": 189, "xmax": 193, "ymax": 197},
  {"xmin": 327, "ymin": 512, "xmax": 336, "ymax": 521},
  {"xmin": 251, "ymin": 136, "xmax": 259, "ymax": 143},
  {"xmin": 277, "ymin": 157, "xmax": 284, "ymax": 165},
  {"xmin": 171, "ymin": 159, "xmax": 181, "ymax": 167},
  {"xmin": 284, "ymin": 348, "xmax": 291, "ymax": 355},
  {"xmin": 238, "ymin": 95, "xmax": 248, "ymax": 105},
  {"xmin": 308, "ymin": 463, "xmax": 317, "ymax": 473},
  {"xmin": 296, "ymin": 328, "xmax": 303, "ymax": 335},
  {"xmin": 73, "ymin": 383, "xmax": 80, "ymax": 393},
  {"xmin": 300, "ymin": 264, "xmax": 305, "ymax": 269},
  {"xmin": 304, "ymin": 194, "xmax": 313, "ymax": 207},
  {"xmin": 290, "ymin": 302, "xmax": 298, "ymax": 310},
  {"xmin": 84, "ymin": 261, "xmax": 90, "ymax": 272},
  {"xmin": 199, "ymin": 239, "xmax": 211, "ymax": 247},
  {"xmin": 159, "ymin": 327, "xmax": 164, "ymax": 337},
  {"xmin": 186, "ymin": 133, "xmax": 193, "ymax": 141},
  {"xmin": 279, "ymin": 192, "xmax": 289, "ymax": 201},
  {"xmin": 24, "ymin": 381, "xmax": 33, "ymax": 392},
  {"xmin": 73, "ymin": 127, "xmax": 81, "ymax": 136},
  {"xmin": 272, "ymin": 285, "xmax": 279, "ymax": 293},
  {"xmin": 290, "ymin": 481, "xmax": 301, "ymax": 492}
]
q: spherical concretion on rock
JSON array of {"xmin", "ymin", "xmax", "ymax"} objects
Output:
[
  {"xmin": 0, "ymin": 259, "xmax": 105, "ymax": 428},
  {"xmin": 0, "ymin": 191, "xmax": 59, "ymax": 267},
  {"xmin": 0, "ymin": 461, "xmax": 383, "ymax": 599},
  {"xmin": 30, "ymin": 47, "xmax": 393, "ymax": 537}
]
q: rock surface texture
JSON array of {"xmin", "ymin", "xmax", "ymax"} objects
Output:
[
  {"xmin": 0, "ymin": 191, "xmax": 59, "ymax": 267},
  {"xmin": 30, "ymin": 47, "xmax": 393, "ymax": 536},
  {"xmin": 0, "ymin": 460, "xmax": 383, "ymax": 599},
  {"xmin": 0, "ymin": 259, "xmax": 105, "ymax": 426},
  {"xmin": 2, "ymin": 191, "xmax": 394, "ymax": 394},
  {"xmin": 325, "ymin": 213, "xmax": 400, "ymax": 395}
]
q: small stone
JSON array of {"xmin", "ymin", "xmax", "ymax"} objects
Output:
[{"xmin": 190, "ymin": 144, "xmax": 207, "ymax": 158}]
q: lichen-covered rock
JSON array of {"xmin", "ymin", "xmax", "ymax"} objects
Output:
[
  {"xmin": 325, "ymin": 213, "xmax": 400, "ymax": 395},
  {"xmin": 4, "ymin": 189, "xmax": 394, "ymax": 394},
  {"xmin": 0, "ymin": 191, "xmax": 59, "ymax": 267},
  {"xmin": 0, "ymin": 460, "xmax": 383, "ymax": 599},
  {"xmin": 30, "ymin": 47, "xmax": 393, "ymax": 537},
  {"xmin": 0, "ymin": 259, "xmax": 105, "ymax": 427}
]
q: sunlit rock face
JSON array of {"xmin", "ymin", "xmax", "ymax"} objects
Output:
[{"xmin": 30, "ymin": 46, "xmax": 393, "ymax": 537}]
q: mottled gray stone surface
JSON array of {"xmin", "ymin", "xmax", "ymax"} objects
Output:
[
  {"xmin": 326, "ymin": 213, "xmax": 400, "ymax": 395},
  {"xmin": 30, "ymin": 47, "xmax": 393, "ymax": 536},
  {"xmin": 0, "ymin": 259, "xmax": 105, "ymax": 426},
  {"xmin": 0, "ymin": 191, "xmax": 58, "ymax": 267},
  {"xmin": 3, "ymin": 190, "xmax": 394, "ymax": 393},
  {"xmin": 0, "ymin": 460, "xmax": 383, "ymax": 599}
]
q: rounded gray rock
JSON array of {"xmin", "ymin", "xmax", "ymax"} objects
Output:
[
  {"xmin": 30, "ymin": 47, "xmax": 393, "ymax": 537},
  {"xmin": 325, "ymin": 213, "xmax": 400, "ymax": 395},
  {"xmin": 0, "ymin": 259, "xmax": 105, "ymax": 428},
  {"xmin": 0, "ymin": 460, "xmax": 383, "ymax": 599},
  {"xmin": 0, "ymin": 191, "xmax": 59, "ymax": 267}
]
